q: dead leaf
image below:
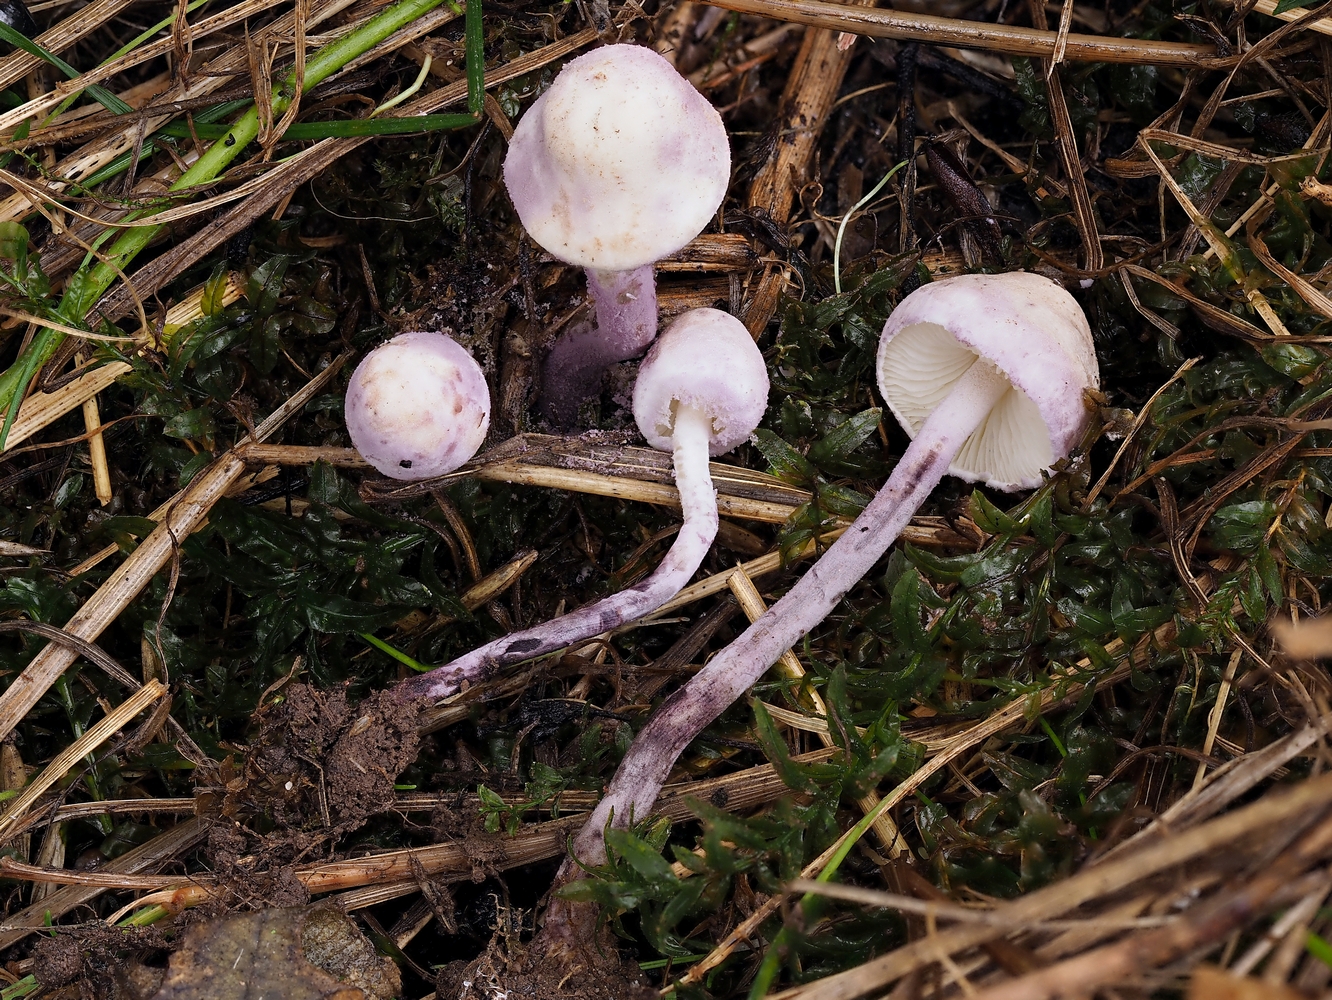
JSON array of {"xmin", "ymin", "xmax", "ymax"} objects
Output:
[
  {"xmin": 151, "ymin": 903, "xmax": 399, "ymax": 1000},
  {"xmin": 1273, "ymin": 616, "xmax": 1332, "ymax": 659},
  {"xmin": 1188, "ymin": 966, "xmax": 1309, "ymax": 1000}
]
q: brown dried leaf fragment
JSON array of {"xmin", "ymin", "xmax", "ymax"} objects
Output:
[
  {"xmin": 1273, "ymin": 616, "xmax": 1332, "ymax": 659},
  {"xmin": 151, "ymin": 903, "xmax": 399, "ymax": 1000},
  {"xmin": 1188, "ymin": 966, "xmax": 1309, "ymax": 1000}
]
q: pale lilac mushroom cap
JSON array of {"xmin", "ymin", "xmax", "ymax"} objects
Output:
[
  {"xmin": 393, "ymin": 308, "xmax": 769, "ymax": 707},
  {"xmin": 877, "ymin": 271, "xmax": 1098, "ymax": 490},
  {"xmin": 345, "ymin": 331, "xmax": 490, "ymax": 481},
  {"xmin": 633, "ymin": 308, "xmax": 769, "ymax": 456},
  {"xmin": 503, "ymin": 44, "xmax": 730, "ymax": 272}
]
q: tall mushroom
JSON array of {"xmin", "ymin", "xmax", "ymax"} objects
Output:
[
  {"xmin": 394, "ymin": 308, "xmax": 768, "ymax": 704},
  {"xmin": 344, "ymin": 331, "xmax": 490, "ymax": 481},
  {"xmin": 563, "ymin": 271, "xmax": 1099, "ymax": 868},
  {"xmin": 503, "ymin": 44, "xmax": 731, "ymax": 425}
]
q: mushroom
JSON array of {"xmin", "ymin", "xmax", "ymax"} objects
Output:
[
  {"xmin": 345, "ymin": 331, "xmax": 490, "ymax": 481},
  {"xmin": 394, "ymin": 308, "xmax": 768, "ymax": 704},
  {"xmin": 563, "ymin": 271, "xmax": 1099, "ymax": 867},
  {"xmin": 502, "ymin": 44, "xmax": 731, "ymax": 425}
]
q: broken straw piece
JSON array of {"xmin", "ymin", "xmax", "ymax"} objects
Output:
[
  {"xmin": 394, "ymin": 308, "xmax": 767, "ymax": 704},
  {"xmin": 502, "ymin": 44, "xmax": 731, "ymax": 425},
  {"xmin": 344, "ymin": 331, "xmax": 490, "ymax": 481},
  {"xmin": 564, "ymin": 271, "xmax": 1100, "ymax": 867}
]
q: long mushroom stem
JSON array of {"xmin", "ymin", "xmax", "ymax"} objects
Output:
[
  {"xmin": 564, "ymin": 357, "xmax": 1011, "ymax": 868},
  {"xmin": 540, "ymin": 265, "xmax": 658, "ymax": 425},
  {"xmin": 395, "ymin": 404, "xmax": 718, "ymax": 703}
]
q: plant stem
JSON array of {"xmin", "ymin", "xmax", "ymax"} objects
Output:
[
  {"xmin": 0, "ymin": 0, "xmax": 468, "ymax": 443},
  {"xmin": 394, "ymin": 405, "xmax": 719, "ymax": 702}
]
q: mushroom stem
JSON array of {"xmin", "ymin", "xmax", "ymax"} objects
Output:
[
  {"xmin": 587, "ymin": 266, "xmax": 658, "ymax": 357},
  {"xmin": 539, "ymin": 265, "xmax": 658, "ymax": 425},
  {"xmin": 564, "ymin": 357, "xmax": 1011, "ymax": 868},
  {"xmin": 394, "ymin": 404, "xmax": 719, "ymax": 704}
]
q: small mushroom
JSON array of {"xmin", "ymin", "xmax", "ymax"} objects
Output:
[
  {"xmin": 344, "ymin": 331, "xmax": 490, "ymax": 481},
  {"xmin": 394, "ymin": 308, "xmax": 767, "ymax": 704},
  {"xmin": 563, "ymin": 271, "xmax": 1099, "ymax": 867},
  {"xmin": 503, "ymin": 44, "xmax": 731, "ymax": 425}
]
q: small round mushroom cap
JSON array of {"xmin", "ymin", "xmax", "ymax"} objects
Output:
[
  {"xmin": 503, "ymin": 45, "xmax": 730, "ymax": 272},
  {"xmin": 634, "ymin": 308, "xmax": 769, "ymax": 456},
  {"xmin": 876, "ymin": 272, "xmax": 1098, "ymax": 491},
  {"xmin": 345, "ymin": 331, "xmax": 490, "ymax": 481}
]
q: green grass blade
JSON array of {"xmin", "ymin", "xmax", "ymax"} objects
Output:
[
  {"xmin": 0, "ymin": 23, "xmax": 131, "ymax": 115},
  {"xmin": 155, "ymin": 112, "xmax": 481, "ymax": 141},
  {"xmin": 465, "ymin": 0, "xmax": 483, "ymax": 115}
]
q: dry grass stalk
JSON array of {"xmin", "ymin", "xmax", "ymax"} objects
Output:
[
  {"xmin": 1028, "ymin": 0, "xmax": 1101, "ymax": 272},
  {"xmin": 1273, "ymin": 615, "xmax": 1332, "ymax": 658},
  {"xmin": 1253, "ymin": 0, "xmax": 1332, "ymax": 36},
  {"xmin": 56, "ymin": 748, "xmax": 845, "ymax": 916},
  {"xmin": 0, "ymin": 359, "xmax": 345, "ymax": 739},
  {"xmin": 0, "ymin": 818, "xmax": 206, "ymax": 949},
  {"xmin": 762, "ymin": 773, "xmax": 1332, "ymax": 1000},
  {"xmin": 740, "ymin": 8, "xmax": 862, "ymax": 335},
  {"xmin": 654, "ymin": 528, "xmax": 850, "ymax": 620},
  {"xmin": 0, "ymin": 0, "xmax": 368, "ymax": 230},
  {"xmin": 697, "ymin": 0, "xmax": 1222, "ymax": 65},
  {"xmin": 0, "ymin": 0, "xmax": 134, "ymax": 92},
  {"xmin": 81, "ymin": 392, "xmax": 112, "ymax": 505},
  {"xmin": 1, "ymin": 361, "xmax": 125, "ymax": 453},
  {"xmin": 0, "ymin": 268, "xmax": 242, "ymax": 459},
  {"xmin": 1194, "ymin": 647, "xmax": 1243, "ymax": 791},
  {"xmin": 729, "ymin": 567, "xmax": 906, "ymax": 857},
  {"xmin": 0, "ymin": 679, "xmax": 166, "ymax": 838},
  {"xmin": 957, "ymin": 826, "xmax": 1332, "ymax": 999},
  {"xmin": 1190, "ymin": 966, "xmax": 1310, "ymax": 1000},
  {"xmin": 786, "ymin": 880, "xmax": 1171, "ymax": 930}
]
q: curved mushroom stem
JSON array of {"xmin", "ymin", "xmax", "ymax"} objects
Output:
[
  {"xmin": 563, "ymin": 358, "xmax": 1011, "ymax": 870},
  {"xmin": 394, "ymin": 405, "xmax": 718, "ymax": 704},
  {"xmin": 540, "ymin": 265, "xmax": 658, "ymax": 426}
]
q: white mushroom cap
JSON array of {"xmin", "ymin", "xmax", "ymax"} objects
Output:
[
  {"xmin": 634, "ymin": 308, "xmax": 769, "ymax": 456},
  {"xmin": 876, "ymin": 272, "xmax": 1098, "ymax": 491},
  {"xmin": 345, "ymin": 331, "xmax": 490, "ymax": 481},
  {"xmin": 503, "ymin": 44, "xmax": 730, "ymax": 272}
]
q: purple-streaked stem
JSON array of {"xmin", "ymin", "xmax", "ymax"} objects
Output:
[
  {"xmin": 564, "ymin": 357, "xmax": 1010, "ymax": 867},
  {"xmin": 540, "ymin": 265, "xmax": 657, "ymax": 426},
  {"xmin": 394, "ymin": 404, "xmax": 717, "ymax": 704}
]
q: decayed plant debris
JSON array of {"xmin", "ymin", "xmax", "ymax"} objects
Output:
[{"xmin": 0, "ymin": 0, "xmax": 1330, "ymax": 997}]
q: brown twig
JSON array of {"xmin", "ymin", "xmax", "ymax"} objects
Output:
[{"xmin": 696, "ymin": 0, "xmax": 1224, "ymax": 65}]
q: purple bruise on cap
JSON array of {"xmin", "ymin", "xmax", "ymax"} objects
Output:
[
  {"xmin": 345, "ymin": 331, "xmax": 490, "ymax": 481},
  {"xmin": 502, "ymin": 44, "xmax": 731, "ymax": 424}
]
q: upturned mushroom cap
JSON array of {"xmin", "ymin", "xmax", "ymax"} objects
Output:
[
  {"xmin": 876, "ymin": 272, "xmax": 1098, "ymax": 491},
  {"xmin": 633, "ymin": 308, "xmax": 769, "ymax": 455},
  {"xmin": 345, "ymin": 331, "xmax": 490, "ymax": 481},
  {"xmin": 503, "ymin": 45, "xmax": 730, "ymax": 272}
]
